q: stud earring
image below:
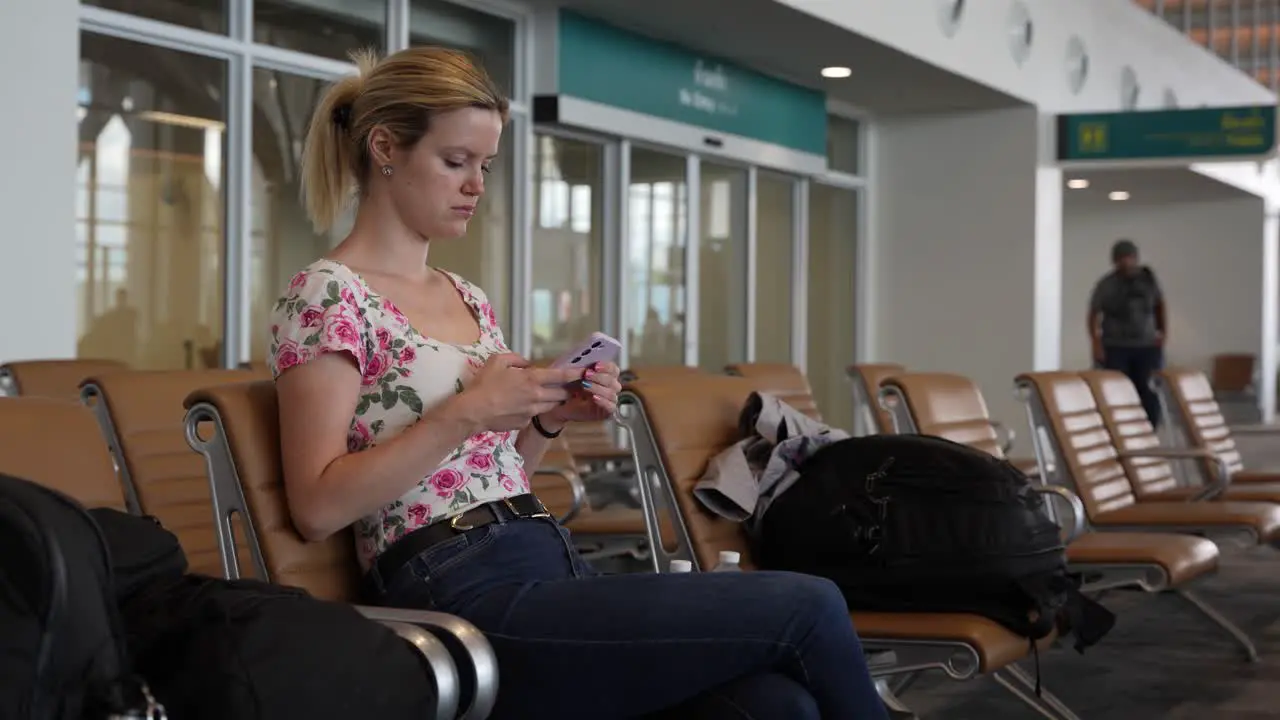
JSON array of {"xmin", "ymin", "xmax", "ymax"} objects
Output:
[{"xmin": 381, "ymin": 165, "xmax": 393, "ymax": 177}]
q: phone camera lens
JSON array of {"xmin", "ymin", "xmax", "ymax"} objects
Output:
[{"xmin": 591, "ymin": 341, "xmax": 602, "ymax": 348}]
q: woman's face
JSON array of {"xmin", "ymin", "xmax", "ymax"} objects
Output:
[{"xmin": 386, "ymin": 107, "xmax": 504, "ymax": 240}]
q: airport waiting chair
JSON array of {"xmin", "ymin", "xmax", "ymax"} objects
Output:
[
  {"xmin": 616, "ymin": 373, "xmax": 1082, "ymax": 720},
  {"xmin": 1017, "ymin": 371, "xmax": 1280, "ymax": 662},
  {"xmin": 878, "ymin": 371, "xmax": 1222, "ymax": 607},
  {"xmin": 182, "ymin": 380, "xmax": 497, "ymax": 720},
  {"xmin": 1083, "ymin": 370, "xmax": 1280, "ymax": 503},
  {"xmin": 0, "ymin": 394, "xmax": 473, "ymax": 719},
  {"xmin": 1154, "ymin": 367, "xmax": 1280, "ymax": 486},
  {"xmin": 80, "ymin": 368, "xmax": 268, "ymax": 577},
  {"xmin": 847, "ymin": 363, "xmax": 907, "ymax": 436},
  {"xmin": 0, "ymin": 358, "xmax": 127, "ymax": 401},
  {"xmin": 723, "ymin": 362, "xmax": 822, "ymax": 419}
]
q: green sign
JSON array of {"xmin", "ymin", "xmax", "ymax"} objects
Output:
[
  {"xmin": 1057, "ymin": 105, "xmax": 1277, "ymax": 161},
  {"xmin": 556, "ymin": 10, "xmax": 827, "ymax": 156}
]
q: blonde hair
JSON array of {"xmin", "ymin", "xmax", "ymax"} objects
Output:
[{"xmin": 300, "ymin": 47, "xmax": 509, "ymax": 233}]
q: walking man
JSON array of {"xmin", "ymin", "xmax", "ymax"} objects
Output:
[{"xmin": 1088, "ymin": 239, "xmax": 1167, "ymax": 426}]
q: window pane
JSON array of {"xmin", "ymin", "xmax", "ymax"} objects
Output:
[
  {"xmin": 755, "ymin": 173, "xmax": 795, "ymax": 363},
  {"xmin": 807, "ymin": 183, "xmax": 859, "ymax": 431},
  {"xmin": 84, "ymin": 0, "xmax": 225, "ymax": 34},
  {"xmin": 827, "ymin": 114, "xmax": 861, "ymax": 175},
  {"xmin": 410, "ymin": 0, "xmax": 516, "ymax": 97},
  {"xmin": 429, "ymin": 123, "xmax": 514, "ymax": 329},
  {"xmin": 697, "ymin": 162, "xmax": 748, "ymax": 371},
  {"xmin": 255, "ymin": 0, "xmax": 386, "ymax": 61},
  {"xmin": 249, "ymin": 68, "xmax": 355, "ymax": 366},
  {"xmin": 530, "ymin": 135, "xmax": 604, "ymax": 362},
  {"xmin": 626, "ymin": 148, "xmax": 688, "ymax": 368},
  {"xmin": 78, "ymin": 33, "xmax": 226, "ymax": 370}
]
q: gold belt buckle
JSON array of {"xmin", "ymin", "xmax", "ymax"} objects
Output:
[
  {"xmin": 506, "ymin": 495, "xmax": 551, "ymax": 519},
  {"xmin": 449, "ymin": 512, "xmax": 475, "ymax": 532}
]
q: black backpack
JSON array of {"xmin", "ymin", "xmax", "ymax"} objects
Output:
[
  {"xmin": 0, "ymin": 473, "xmax": 164, "ymax": 719},
  {"xmin": 757, "ymin": 434, "xmax": 1114, "ymax": 650}
]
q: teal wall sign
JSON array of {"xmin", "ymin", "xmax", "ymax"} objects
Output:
[
  {"xmin": 1057, "ymin": 105, "xmax": 1277, "ymax": 161},
  {"xmin": 556, "ymin": 10, "xmax": 828, "ymax": 156}
]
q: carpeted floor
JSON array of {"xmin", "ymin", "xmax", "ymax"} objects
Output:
[{"xmin": 899, "ymin": 546, "xmax": 1280, "ymax": 718}]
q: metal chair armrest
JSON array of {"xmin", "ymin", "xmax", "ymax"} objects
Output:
[
  {"xmin": 1228, "ymin": 423, "xmax": 1280, "ymax": 435},
  {"xmin": 989, "ymin": 419, "xmax": 1016, "ymax": 455},
  {"xmin": 1033, "ymin": 485, "xmax": 1086, "ymax": 543},
  {"xmin": 356, "ymin": 606, "xmax": 498, "ymax": 720},
  {"xmin": 1116, "ymin": 448, "xmax": 1233, "ymax": 501},
  {"xmin": 533, "ymin": 466, "xmax": 587, "ymax": 525}
]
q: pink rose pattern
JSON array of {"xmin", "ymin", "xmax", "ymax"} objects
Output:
[{"xmin": 267, "ymin": 260, "xmax": 527, "ymax": 571}]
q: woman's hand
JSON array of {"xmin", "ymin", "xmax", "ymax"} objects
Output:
[
  {"xmin": 540, "ymin": 362, "xmax": 623, "ymax": 428},
  {"xmin": 449, "ymin": 353, "xmax": 584, "ymax": 432}
]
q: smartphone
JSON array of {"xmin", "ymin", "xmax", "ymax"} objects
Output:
[{"xmin": 550, "ymin": 331, "xmax": 622, "ymax": 375}]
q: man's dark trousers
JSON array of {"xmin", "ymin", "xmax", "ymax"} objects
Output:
[{"xmin": 1102, "ymin": 345, "xmax": 1165, "ymax": 427}]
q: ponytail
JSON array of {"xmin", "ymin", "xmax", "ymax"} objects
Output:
[{"xmin": 299, "ymin": 49, "xmax": 378, "ymax": 234}]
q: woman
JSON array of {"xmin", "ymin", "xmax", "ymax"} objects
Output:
[{"xmin": 269, "ymin": 46, "xmax": 888, "ymax": 720}]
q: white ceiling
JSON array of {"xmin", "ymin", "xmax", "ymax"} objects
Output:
[
  {"xmin": 1062, "ymin": 167, "xmax": 1261, "ymax": 210},
  {"xmin": 530, "ymin": 0, "xmax": 1024, "ymax": 115}
]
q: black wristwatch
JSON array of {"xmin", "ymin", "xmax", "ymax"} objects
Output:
[{"xmin": 530, "ymin": 414, "xmax": 563, "ymax": 439}]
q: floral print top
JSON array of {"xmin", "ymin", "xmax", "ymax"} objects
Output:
[{"xmin": 267, "ymin": 259, "xmax": 529, "ymax": 571}]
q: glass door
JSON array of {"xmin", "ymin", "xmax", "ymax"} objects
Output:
[
  {"xmin": 754, "ymin": 171, "xmax": 798, "ymax": 364},
  {"xmin": 807, "ymin": 182, "xmax": 860, "ymax": 431},
  {"xmin": 530, "ymin": 133, "xmax": 607, "ymax": 362},
  {"xmin": 696, "ymin": 161, "xmax": 749, "ymax": 371},
  {"xmin": 625, "ymin": 146, "xmax": 689, "ymax": 369}
]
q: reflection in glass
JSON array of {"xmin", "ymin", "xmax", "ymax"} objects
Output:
[
  {"xmin": 754, "ymin": 173, "xmax": 795, "ymax": 363},
  {"xmin": 77, "ymin": 33, "xmax": 227, "ymax": 370},
  {"xmin": 807, "ymin": 184, "xmax": 860, "ymax": 431},
  {"xmin": 410, "ymin": 0, "xmax": 516, "ymax": 96},
  {"xmin": 626, "ymin": 148, "xmax": 688, "ymax": 368},
  {"xmin": 83, "ymin": 0, "xmax": 226, "ymax": 34},
  {"xmin": 255, "ymin": 0, "xmax": 385, "ymax": 61},
  {"xmin": 249, "ymin": 68, "xmax": 355, "ymax": 366},
  {"xmin": 697, "ymin": 162, "xmax": 748, "ymax": 371},
  {"xmin": 530, "ymin": 135, "xmax": 603, "ymax": 362}
]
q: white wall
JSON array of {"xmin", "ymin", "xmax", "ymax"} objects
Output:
[
  {"xmin": 778, "ymin": 0, "xmax": 1273, "ymax": 113},
  {"xmin": 1061, "ymin": 197, "xmax": 1266, "ymax": 377},
  {"xmin": 0, "ymin": 0, "xmax": 78, "ymax": 362},
  {"xmin": 870, "ymin": 106, "xmax": 1041, "ymax": 448}
]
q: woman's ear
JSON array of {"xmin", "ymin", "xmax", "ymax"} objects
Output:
[{"xmin": 367, "ymin": 126, "xmax": 394, "ymax": 168}]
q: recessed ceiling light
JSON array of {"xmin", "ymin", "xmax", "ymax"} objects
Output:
[
  {"xmin": 1067, "ymin": 178, "xmax": 1090, "ymax": 189},
  {"xmin": 1109, "ymin": 190, "xmax": 1130, "ymax": 201},
  {"xmin": 821, "ymin": 66, "xmax": 852, "ymax": 79}
]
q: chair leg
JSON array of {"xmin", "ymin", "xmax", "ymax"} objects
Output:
[
  {"xmin": 1175, "ymin": 588, "xmax": 1260, "ymax": 662},
  {"xmin": 992, "ymin": 665, "xmax": 1083, "ymax": 720},
  {"xmin": 874, "ymin": 678, "xmax": 919, "ymax": 719}
]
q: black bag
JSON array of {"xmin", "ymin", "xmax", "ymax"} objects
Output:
[
  {"xmin": 757, "ymin": 434, "xmax": 1114, "ymax": 650},
  {"xmin": 0, "ymin": 473, "xmax": 162, "ymax": 720},
  {"xmin": 96, "ymin": 513, "xmax": 444, "ymax": 720}
]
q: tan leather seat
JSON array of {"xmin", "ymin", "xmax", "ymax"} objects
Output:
[
  {"xmin": 847, "ymin": 363, "xmax": 904, "ymax": 434},
  {"xmin": 622, "ymin": 374, "xmax": 1053, "ymax": 675},
  {"xmin": 884, "ymin": 371, "xmax": 1219, "ymax": 587},
  {"xmin": 724, "ymin": 363, "xmax": 821, "ymax": 420},
  {"xmin": 0, "ymin": 397, "xmax": 127, "ymax": 510},
  {"xmin": 1, "ymin": 359, "xmax": 127, "ymax": 401},
  {"xmin": 1157, "ymin": 367, "xmax": 1280, "ymax": 485},
  {"xmin": 1085, "ymin": 370, "xmax": 1280, "ymax": 504},
  {"xmin": 82, "ymin": 369, "xmax": 268, "ymax": 577},
  {"xmin": 1017, "ymin": 371, "xmax": 1280, "ymax": 541}
]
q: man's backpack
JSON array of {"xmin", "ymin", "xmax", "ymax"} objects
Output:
[
  {"xmin": 0, "ymin": 473, "xmax": 164, "ymax": 719},
  {"xmin": 756, "ymin": 434, "xmax": 1114, "ymax": 650}
]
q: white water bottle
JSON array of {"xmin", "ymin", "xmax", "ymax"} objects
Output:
[
  {"xmin": 711, "ymin": 550, "xmax": 742, "ymax": 572},
  {"xmin": 669, "ymin": 559, "xmax": 693, "ymax": 573}
]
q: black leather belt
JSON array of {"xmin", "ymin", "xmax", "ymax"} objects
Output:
[{"xmin": 373, "ymin": 493, "xmax": 551, "ymax": 584}]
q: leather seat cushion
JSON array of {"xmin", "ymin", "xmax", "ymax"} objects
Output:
[
  {"xmin": 564, "ymin": 507, "xmax": 653, "ymax": 536},
  {"xmin": 1093, "ymin": 500, "xmax": 1280, "ymax": 540},
  {"xmin": 852, "ymin": 612, "xmax": 1055, "ymax": 673},
  {"xmin": 1231, "ymin": 469, "xmax": 1280, "ymax": 484},
  {"xmin": 1067, "ymin": 531, "xmax": 1218, "ymax": 585},
  {"xmin": 1150, "ymin": 483, "xmax": 1280, "ymax": 503}
]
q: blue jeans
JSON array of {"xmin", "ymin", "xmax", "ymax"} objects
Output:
[
  {"xmin": 1102, "ymin": 344, "xmax": 1165, "ymax": 427},
  {"xmin": 365, "ymin": 516, "xmax": 888, "ymax": 720}
]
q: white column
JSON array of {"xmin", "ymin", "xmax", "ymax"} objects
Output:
[{"xmin": 1260, "ymin": 200, "xmax": 1279, "ymax": 422}]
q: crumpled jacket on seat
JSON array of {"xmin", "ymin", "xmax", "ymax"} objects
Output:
[{"xmin": 693, "ymin": 391, "xmax": 849, "ymax": 536}]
